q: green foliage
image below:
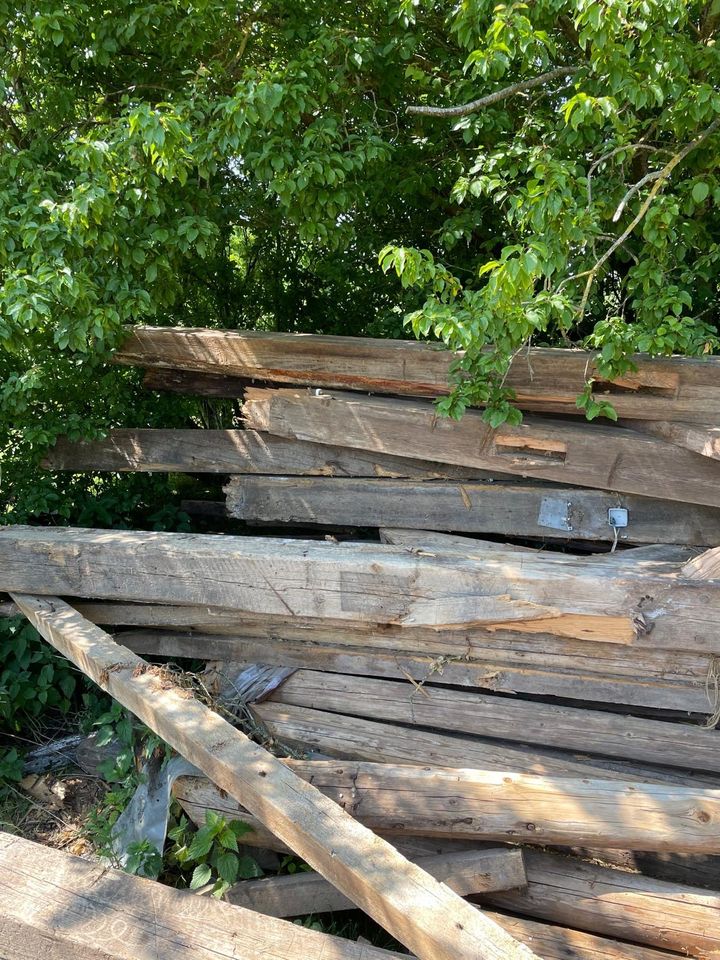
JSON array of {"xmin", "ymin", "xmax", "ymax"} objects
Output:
[
  {"xmin": 167, "ymin": 810, "xmax": 261, "ymax": 897},
  {"xmin": 1, "ymin": 0, "xmax": 719, "ymax": 493},
  {"xmin": 0, "ymin": 617, "xmax": 77, "ymax": 732},
  {"xmin": 382, "ymin": 0, "xmax": 720, "ymax": 422}
]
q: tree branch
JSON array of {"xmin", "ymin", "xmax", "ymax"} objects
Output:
[
  {"xmin": 406, "ymin": 66, "xmax": 578, "ymax": 119},
  {"xmin": 577, "ymin": 116, "xmax": 720, "ymax": 318}
]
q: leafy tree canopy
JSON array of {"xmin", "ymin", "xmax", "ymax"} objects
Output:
[{"xmin": 1, "ymin": 0, "xmax": 718, "ymax": 519}]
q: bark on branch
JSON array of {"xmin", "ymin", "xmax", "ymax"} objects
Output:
[{"xmin": 406, "ymin": 66, "xmax": 578, "ymax": 119}]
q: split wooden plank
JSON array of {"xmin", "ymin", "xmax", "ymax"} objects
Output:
[
  {"xmin": 243, "ymin": 387, "xmax": 720, "ymax": 507},
  {"xmin": 12, "ymin": 594, "xmax": 538, "ymax": 960},
  {"xmin": 113, "ymin": 326, "xmax": 720, "ymax": 422},
  {"xmin": 629, "ymin": 419, "xmax": 720, "ymax": 460},
  {"xmin": 5, "ymin": 524, "xmax": 720, "ymax": 650},
  {"xmin": 0, "ymin": 832, "xmax": 407, "ymax": 960},
  {"xmin": 484, "ymin": 911, "xmax": 690, "ymax": 960},
  {"xmin": 267, "ymin": 670, "xmax": 720, "ymax": 772},
  {"xmin": 43, "ymin": 428, "xmax": 494, "ymax": 480},
  {"xmin": 225, "ymin": 476, "xmax": 720, "ymax": 545},
  {"xmin": 119, "ymin": 628, "xmax": 716, "ymax": 714},
  {"xmin": 226, "ymin": 848, "xmax": 527, "ymax": 916},
  {"xmin": 172, "ymin": 760, "xmax": 720, "ymax": 851},
  {"xmin": 485, "ymin": 849, "xmax": 720, "ymax": 956},
  {"xmin": 251, "ymin": 703, "xmax": 719, "ymax": 786}
]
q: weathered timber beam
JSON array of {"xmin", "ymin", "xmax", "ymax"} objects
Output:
[
  {"xmin": 628, "ymin": 419, "xmax": 720, "ymax": 460},
  {"xmin": 118, "ymin": 628, "xmax": 715, "ymax": 714},
  {"xmin": 242, "ymin": 388, "xmax": 720, "ymax": 508},
  {"xmin": 267, "ymin": 670, "xmax": 720, "ymax": 772},
  {"xmin": 250, "ymin": 703, "xmax": 719, "ymax": 786},
  {"xmin": 12, "ymin": 593, "xmax": 537, "ymax": 960},
  {"xmin": 226, "ymin": 848, "xmax": 527, "ymax": 916},
  {"xmin": 484, "ymin": 911, "xmax": 689, "ymax": 960},
  {"xmin": 225, "ymin": 476, "xmax": 720, "ymax": 545},
  {"xmin": 112, "ymin": 326, "xmax": 720, "ymax": 422},
  {"xmin": 43, "ymin": 428, "xmax": 493, "ymax": 480},
  {"xmin": 485, "ymin": 849, "xmax": 720, "ymax": 955},
  {"xmin": 171, "ymin": 760, "xmax": 720, "ymax": 852},
  {"xmin": 0, "ymin": 832, "xmax": 407, "ymax": 960},
  {"xmin": 3, "ymin": 525, "xmax": 720, "ymax": 650}
]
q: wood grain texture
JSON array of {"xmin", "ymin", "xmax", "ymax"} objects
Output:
[
  {"xmin": 224, "ymin": 476, "xmax": 720, "ymax": 545},
  {"xmin": 484, "ymin": 911, "xmax": 689, "ymax": 960},
  {"xmin": 173, "ymin": 787, "xmax": 720, "ymax": 897},
  {"xmin": 268, "ymin": 670, "xmax": 720, "ymax": 772},
  {"xmin": 13, "ymin": 594, "xmax": 538, "ymax": 960},
  {"xmin": 226, "ymin": 848, "xmax": 527, "ymax": 916},
  {"xmin": 630, "ymin": 420, "xmax": 720, "ymax": 460},
  {"xmin": 113, "ymin": 326, "xmax": 720, "ymax": 422},
  {"xmin": 43, "ymin": 428, "xmax": 494, "ymax": 480},
  {"xmin": 4, "ymin": 525, "xmax": 720, "ymax": 651},
  {"xmin": 0, "ymin": 831, "xmax": 406, "ymax": 960},
  {"xmin": 119, "ymin": 627, "xmax": 716, "ymax": 714},
  {"xmin": 242, "ymin": 387, "xmax": 720, "ymax": 507},
  {"xmin": 251, "ymin": 703, "xmax": 719, "ymax": 786},
  {"xmin": 172, "ymin": 760, "xmax": 720, "ymax": 852},
  {"xmin": 485, "ymin": 849, "xmax": 720, "ymax": 955}
]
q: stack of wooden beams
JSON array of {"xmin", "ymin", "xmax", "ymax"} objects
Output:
[{"xmin": 9, "ymin": 324, "xmax": 720, "ymax": 959}]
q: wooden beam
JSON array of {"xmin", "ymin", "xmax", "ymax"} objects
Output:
[
  {"xmin": 143, "ymin": 366, "xmax": 252, "ymax": 396},
  {"xmin": 119, "ymin": 628, "xmax": 716, "ymax": 714},
  {"xmin": 485, "ymin": 849, "xmax": 720, "ymax": 955},
  {"xmin": 4, "ymin": 525, "xmax": 720, "ymax": 651},
  {"xmin": 0, "ymin": 832, "xmax": 407, "ymax": 960},
  {"xmin": 483, "ymin": 911, "xmax": 689, "ymax": 960},
  {"xmin": 226, "ymin": 848, "xmax": 527, "ymax": 916},
  {"xmin": 242, "ymin": 388, "xmax": 720, "ymax": 508},
  {"xmin": 225, "ymin": 476, "xmax": 720, "ymax": 545},
  {"xmin": 113, "ymin": 326, "xmax": 720, "ymax": 422},
  {"xmin": 171, "ymin": 760, "xmax": 720, "ymax": 852},
  {"xmin": 267, "ymin": 670, "xmax": 720, "ymax": 772},
  {"xmin": 43, "ymin": 428, "xmax": 492, "ymax": 480},
  {"xmin": 250, "ymin": 703, "xmax": 718, "ymax": 786},
  {"xmin": 629, "ymin": 419, "xmax": 720, "ymax": 460},
  {"xmin": 12, "ymin": 594, "xmax": 538, "ymax": 960},
  {"xmin": 173, "ymin": 784, "xmax": 720, "ymax": 896}
]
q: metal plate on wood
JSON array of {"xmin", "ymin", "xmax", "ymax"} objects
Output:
[{"xmin": 537, "ymin": 496, "xmax": 573, "ymax": 531}]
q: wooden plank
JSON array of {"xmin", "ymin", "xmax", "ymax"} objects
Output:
[
  {"xmin": 250, "ymin": 703, "xmax": 719, "ymax": 786},
  {"xmin": 172, "ymin": 759, "xmax": 720, "ymax": 852},
  {"xmin": 267, "ymin": 670, "xmax": 720, "ymax": 772},
  {"xmin": 173, "ymin": 784, "xmax": 720, "ymax": 897},
  {"xmin": 12, "ymin": 594, "xmax": 538, "ymax": 960},
  {"xmin": 379, "ymin": 529, "xmax": 700, "ymax": 566},
  {"xmin": 225, "ymin": 476, "xmax": 720, "ymax": 545},
  {"xmin": 43, "ymin": 428, "xmax": 494, "ymax": 480},
  {"xmin": 485, "ymin": 849, "xmax": 720, "ymax": 955},
  {"xmin": 113, "ymin": 326, "xmax": 720, "ymax": 422},
  {"xmin": 242, "ymin": 387, "xmax": 720, "ymax": 507},
  {"xmin": 226, "ymin": 848, "xmax": 527, "ymax": 916},
  {"xmin": 143, "ymin": 365, "xmax": 252, "ymax": 396},
  {"xmin": 484, "ymin": 911, "xmax": 689, "ymax": 960},
  {"xmin": 5, "ymin": 525, "xmax": 720, "ymax": 650},
  {"xmin": 0, "ymin": 832, "xmax": 407, "ymax": 960},
  {"xmin": 630, "ymin": 419, "xmax": 720, "ymax": 460},
  {"xmin": 119, "ymin": 628, "xmax": 716, "ymax": 714}
]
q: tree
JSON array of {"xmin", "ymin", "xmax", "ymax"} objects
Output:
[
  {"xmin": 381, "ymin": 0, "xmax": 720, "ymax": 421},
  {"xmin": 1, "ymin": 1, "xmax": 718, "ymax": 520}
]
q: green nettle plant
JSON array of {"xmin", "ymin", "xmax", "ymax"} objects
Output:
[{"xmin": 380, "ymin": 0, "xmax": 720, "ymax": 421}]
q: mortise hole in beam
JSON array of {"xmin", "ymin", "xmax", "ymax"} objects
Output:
[{"xmin": 492, "ymin": 436, "xmax": 567, "ymax": 465}]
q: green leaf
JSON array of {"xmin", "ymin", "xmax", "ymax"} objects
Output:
[
  {"xmin": 692, "ymin": 182, "xmax": 709, "ymax": 204},
  {"xmin": 186, "ymin": 827, "xmax": 215, "ymax": 860},
  {"xmin": 189, "ymin": 863, "xmax": 212, "ymax": 889}
]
